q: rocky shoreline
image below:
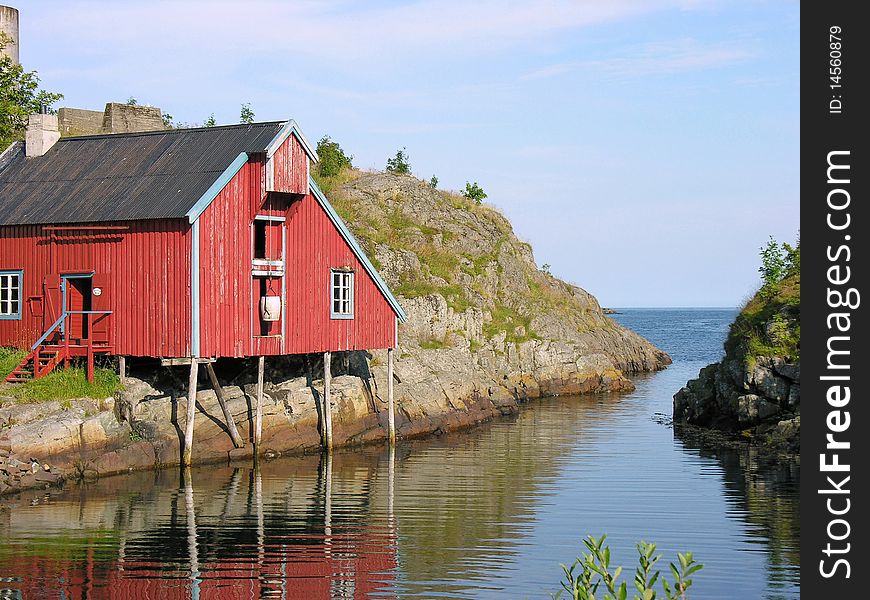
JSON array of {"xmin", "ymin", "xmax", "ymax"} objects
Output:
[
  {"xmin": 673, "ymin": 356, "xmax": 799, "ymax": 454},
  {"xmin": 1, "ymin": 335, "xmax": 666, "ymax": 497}
]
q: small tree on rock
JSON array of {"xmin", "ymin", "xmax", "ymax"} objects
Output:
[
  {"xmin": 429, "ymin": 175, "xmax": 438, "ymax": 188},
  {"xmin": 758, "ymin": 236, "xmax": 786, "ymax": 297},
  {"xmin": 463, "ymin": 181, "xmax": 487, "ymax": 204},
  {"xmin": 204, "ymin": 113, "xmax": 216, "ymax": 127},
  {"xmin": 386, "ymin": 147, "xmax": 411, "ymax": 174},
  {"xmin": 316, "ymin": 135, "xmax": 353, "ymax": 177}
]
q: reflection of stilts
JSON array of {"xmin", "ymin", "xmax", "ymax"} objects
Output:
[
  {"xmin": 220, "ymin": 468, "xmax": 243, "ymax": 523},
  {"xmin": 388, "ymin": 445, "xmax": 395, "ymax": 520},
  {"xmin": 183, "ymin": 468, "xmax": 201, "ymax": 600},
  {"xmin": 255, "ymin": 465, "xmax": 265, "ymax": 595},
  {"xmin": 323, "ymin": 452, "xmax": 333, "ymax": 556}
]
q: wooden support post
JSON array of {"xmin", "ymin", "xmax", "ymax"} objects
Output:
[
  {"xmin": 388, "ymin": 348, "xmax": 396, "ymax": 446},
  {"xmin": 183, "ymin": 361, "xmax": 199, "ymax": 467},
  {"xmin": 86, "ymin": 316, "xmax": 94, "ymax": 383},
  {"xmin": 324, "ymin": 351, "xmax": 333, "ymax": 453},
  {"xmin": 255, "ymin": 356, "xmax": 264, "ymax": 452},
  {"xmin": 206, "ymin": 363, "xmax": 245, "ymax": 448},
  {"xmin": 118, "ymin": 356, "xmax": 126, "ymax": 384}
]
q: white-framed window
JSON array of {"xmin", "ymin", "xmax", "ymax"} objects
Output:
[
  {"xmin": 0, "ymin": 270, "xmax": 22, "ymax": 320},
  {"xmin": 330, "ymin": 270, "xmax": 354, "ymax": 319}
]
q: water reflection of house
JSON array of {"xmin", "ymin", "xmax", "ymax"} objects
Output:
[{"xmin": 0, "ymin": 458, "xmax": 398, "ymax": 599}]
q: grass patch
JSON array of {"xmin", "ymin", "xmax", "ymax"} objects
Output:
[
  {"xmin": 419, "ymin": 337, "xmax": 450, "ymax": 350},
  {"xmin": 725, "ymin": 272, "xmax": 800, "ymax": 362},
  {"xmin": 11, "ymin": 366, "xmax": 122, "ymax": 403},
  {"xmin": 311, "ymin": 166, "xmax": 363, "ymax": 196},
  {"xmin": 1, "ymin": 347, "xmax": 27, "ymax": 380},
  {"xmin": 418, "ymin": 246, "xmax": 459, "ymax": 280},
  {"xmin": 395, "ymin": 279, "xmax": 441, "ymax": 298},
  {"xmin": 483, "ymin": 303, "xmax": 539, "ymax": 344},
  {"xmin": 441, "ymin": 284, "xmax": 473, "ymax": 313}
]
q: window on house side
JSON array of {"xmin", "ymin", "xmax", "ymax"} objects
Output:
[
  {"xmin": 331, "ymin": 270, "xmax": 354, "ymax": 319},
  {"xmin": 0, "ymin": 271, "xmax": 22, "ymax": 320}
]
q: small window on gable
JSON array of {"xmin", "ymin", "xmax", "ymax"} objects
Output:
[
  {"xmin": 0, "ymin": 270, "xmax": 22, "ymax": 320},
  {"xmin": 331, "ymin": 270, "xmax": 354, "ymax": 319}
]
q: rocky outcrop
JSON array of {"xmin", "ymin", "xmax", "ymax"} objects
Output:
[
  {"xmin": 674, "ymin": 268, "xmax": 800, "ymax": 453},
  {"xmin": 674, "ymin": 357, "xmax": 799, "ymax": 452}
]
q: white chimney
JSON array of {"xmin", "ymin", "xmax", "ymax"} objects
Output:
[{"xmin": 25, "ymin": 113, "xmax": 60, "ymax": 157}]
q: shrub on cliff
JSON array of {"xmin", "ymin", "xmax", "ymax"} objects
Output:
[
  {"xmin": 386, "ymin": 147, "xmax": 411, "ymax": 174},
  {"xmin": 316, "ymin": 135, "xmax": 353, "ymax": 178},
  {"xmin": 726, "ymin": 236, "xmax": 800, "ymax": 363},
  {"xmin": 463, "ymin": 181, "xmax": 487, "ymax": 204}
]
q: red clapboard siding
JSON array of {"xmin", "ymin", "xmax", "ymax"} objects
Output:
[
  {"xmin": 270, "ymin": 133, "xmax": 308, "ymax": 195},
  {"xmin": 198, "ymin": 161, "xmax": 395, "ymax": 357},
  {"xmin": 283, "ymin": 191, "xmax": 396, "ymax": 354},
  {"xmin": 0, "ymin": 221, "xmax": 191, "ymax": 357}
]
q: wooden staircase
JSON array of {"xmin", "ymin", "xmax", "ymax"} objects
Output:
[
  {"xmin": 4, "ymin": 310, "xmax": 114, "ymax": 384},
  {"xmin": 5, "ymin": 345, "xmax": 70, "ymax": 383}
]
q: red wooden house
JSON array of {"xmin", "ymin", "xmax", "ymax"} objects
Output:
[{"xmin": 0, "ymin": 116, "xmax": 406, "ymax": 383}]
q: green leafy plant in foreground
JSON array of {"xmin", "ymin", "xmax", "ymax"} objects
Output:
[{"xmin": 555, "ymin": 535, "xmax": 702, "ymax": 600}]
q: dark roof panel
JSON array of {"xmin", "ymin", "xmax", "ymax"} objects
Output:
[{"xmin": 0, "ymin": 121, "xmax": 285, "ymax": 225}]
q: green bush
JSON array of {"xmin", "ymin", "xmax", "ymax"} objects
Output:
[
  {"xmin": 463, "ymin": 181, "xmax": 487, "ymax": 204},
  {"xmin": 316, "ymin": 135, "xmax": 353, "ymax": 177},
  {"xmin": 556, "ymin": 535, "xmax": 703, "ymax": 600},
  {"xmin": 386, "ymin": 147, "xmax": 411, "ymax": 174},
  {"xmin": 758, "ymin": 236, "xmax": 786, "ymax": 297}
]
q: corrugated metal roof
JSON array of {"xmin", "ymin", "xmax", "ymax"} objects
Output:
[{"xmin": 0, "ymin": 121, "xmax": 286, "ymax": 225}]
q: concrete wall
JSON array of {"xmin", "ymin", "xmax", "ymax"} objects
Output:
[
  {"xmin": 0, "ymin": 5, "xmax": 18, "ymax": 65},
  {"xmin": 57, "ymin": 103, "xmax": 167, "ymax": 136},
  {"xmin": 57, "ymin": 108, "xmax": 105, "ymax": 136},
  {"xmin": 102, "ymin": 103, "xmax": 165, "ymax": 133}
]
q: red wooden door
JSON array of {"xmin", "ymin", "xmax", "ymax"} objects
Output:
[{"xmin": 91, "ymin": 273, "xmax": 111, "ymax": 346}]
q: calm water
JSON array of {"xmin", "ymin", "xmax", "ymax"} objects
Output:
[{"xmin": 0, "ymin": 309, "xmax": 800, "ymax": 599}]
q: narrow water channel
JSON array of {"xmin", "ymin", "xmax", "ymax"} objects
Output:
[{"xmin": 0, "ymin": 309, "xmax": 799, "ymax": 599}]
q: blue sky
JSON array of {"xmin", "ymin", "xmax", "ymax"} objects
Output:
[{"xmin": 19, "ymin": 0, "xmax": 799, "ymax": 307}]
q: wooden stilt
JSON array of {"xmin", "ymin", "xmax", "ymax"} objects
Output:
[
  {"xmin": 183, "ymin": 361, "xmax": 199, "ymax": 466},
  {"xmin": 324, "ymin": 351, "xmax": 333, "ymax": 453},
  {"xmin": 206, "ymin": 363, "xmax": 244, "ymax": 448},
  {"xmin": 255, "ymin": 356, "xmax": 264, "ymax": 453},
  {"xmin": 387, "ymin": 348, "xmax": 396, "ymax": 446},
  {"xmin": 119, "ymin": 356, "xmax": 126, "ymax": 384}
]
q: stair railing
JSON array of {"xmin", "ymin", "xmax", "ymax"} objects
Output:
[{"xmin": 30, "ymin": 310, "xmax": 113, "ymax": 350}]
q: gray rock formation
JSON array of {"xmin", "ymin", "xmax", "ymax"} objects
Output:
[{"xmin": 674, "ymin": 356, "xmax": 799, "ymax": 452}]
